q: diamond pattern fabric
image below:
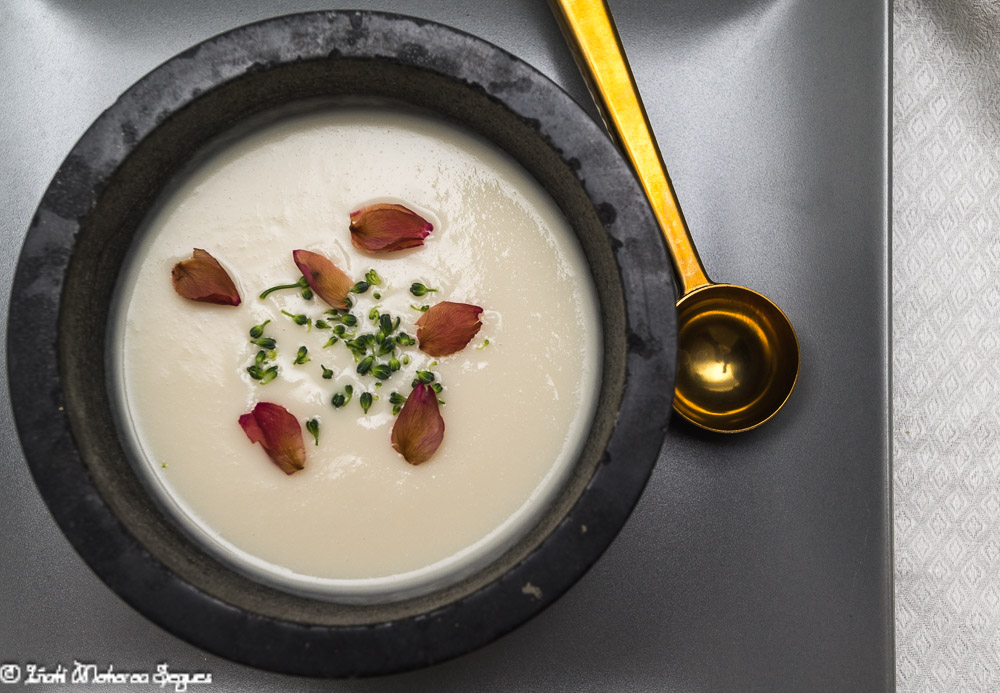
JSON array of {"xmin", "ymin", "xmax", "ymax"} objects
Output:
[{"xmin": 894, "ymin": 1, "xmax": 1000, "ymax": 690}]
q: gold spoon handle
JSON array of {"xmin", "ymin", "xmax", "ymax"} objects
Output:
[{"xmin": 549, "ymin": 0, "xmax": 711, "ymax": 296}]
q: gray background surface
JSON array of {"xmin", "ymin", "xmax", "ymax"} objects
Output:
[{"xmin": 0, "ymin": 1, "xmax": 891, "ymax": 691}]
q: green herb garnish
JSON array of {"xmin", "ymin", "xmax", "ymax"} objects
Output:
[
  {"xmin": 260, "ymin": 276, "xmax": 309, "ymax": 299},
  {"xmin": 359, "ymin": 392, "xmax": 373, "ymax": 414},
  {"xmin": 389, "ymin": 391, "xmax": 407, "ymax": 415},
  {"xmin": 249, "ymin": 320, "xmax": 271, "ymax": 339},
  {"xmin": 281, "ymin": 310, "xmax": 311, "ymax": 329},
  {"xmin": 294, "ymin": 346, "xmax": 310, "ymax": 365},
  {"xmin": 247, "ymin": 365, "xmax": 279, "ymax": 384},
  {"xmin": 357, "ymin": 355, "xmax": 374, "ymax": 376},
  {"xmin": 306, "ymin": 418, "xmax": 320, "ymax": 446},
  {"xmin": 331, "ymin": 384, "xmax": 353, "ymax": 408},
  {"xmin": 409, "ymin": 282, "xmax": 438, "ymax": 297}
]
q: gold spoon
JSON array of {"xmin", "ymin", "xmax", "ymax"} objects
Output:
[{"xmin": 551, "ymin": 0, "xmax": 800, "ymax": 433}]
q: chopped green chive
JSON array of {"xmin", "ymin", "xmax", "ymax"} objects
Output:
[
  {"xmin": 281, "ymin": 310, "xmax": 311, "ymax": 328},
  {"xmin": 321, "ymin": 365, "xmax": 334, "ymax": 379},
  {"xmin": 260, "ymin": 276, "xmax": 308, "ymax": 299},
  {"xmin": 306, "ymin": 418, "xmax": 320, "ymax": 445},
  {"xmin": 315, "ymin": 319, "xmax": 330, "ymax": 329},
  {"xmin": 394, "ymin": 332, "xmax": 415, "ymax": 346},
  {"xmin": 389, "ymin": 355, "xmax": 401, "ymax": 372},
  {"xmin": 476, "ymin": 338, "xmax": 491, "ymax": 350},
  {"xmin": 357, "ymin": 355, "xmax": 374, "ymax": 376},
  {"xmin": 359, "ymin": 392, "xmax": 373, "ymax": 414},
  {"xmin": 332, "ymin": 384, "xmax": 354, "ymax": 408},
  {"xmin": 371, "ymin": 364, "xmax": 391, "ymax": 380},
  {"xmin": 247, "ymin": 365, "xmax": 265, "ymax": 380},
  {"xmin": 251, "ymin": 336, "xmax": 276, "ymax": 349},
  {"xmin": 294, "ymin": 346, "xmax": 310, "ymax": 365},
  {"xmin": 323, "ymin": 335, "xmax": 339, "ymax": 348},
  {"xmin": 379, "ymin": 314, "xmax": 393, "ymax": 334},
  {"xmin": 248, "ymin": 365, "xmax": 279, "ymax": 384},
  {"xmin": 249, "ymin": 320, "xmax": 271, "ymax": 339},
  {"xmin": 350, "ymin": 281, "xmax": 371, "ymax": 294},
  {"xmin": 373, "ymin": 292, "xmax": 382, "ymax": 300},
  {"xmin": 411, "ymin": 304, "xmax": 430, "ymax": 312},
  {"xmin": 409, "ymin": 282, "xmax": 438, "ymax": 297},
  {"xmin": 365, "ymin": 269, "xmax": 382, "ymax": 286}
]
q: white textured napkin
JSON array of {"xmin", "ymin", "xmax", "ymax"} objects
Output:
[{"xmin": 894, "ymin": 0, "xmax": 1000, "ymax": 690}]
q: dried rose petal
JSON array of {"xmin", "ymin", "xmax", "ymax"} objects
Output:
[
  {"xmin": 416, "ymin": 301, "xmax": 484, "ymax": 357},
  {"xmin": 349, "ymin": 203, "xmax": 433, "ymax": 253},
  {"xmin": 391, "ymin": 382, "xmax": 445, "ymax": 465},
  {"xmin": 238, "ymin": 402, "xmax": 306, "ymax": 475},
  {"xmin": 292, "ymin": 249, "xmax": 353, "ymax": 310},
  {"xmin": 171, "ymin": 248, "xmax": 241, "ymax": 306}
]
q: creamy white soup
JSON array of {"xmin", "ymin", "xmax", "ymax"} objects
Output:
[{"xmin": 112, "ymin": 107, "xmax": 601, "ymax": 602}]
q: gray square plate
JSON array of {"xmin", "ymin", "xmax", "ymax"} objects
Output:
[{"xmin": 0, "ymin": 1, "xmax": 891, "ymax": 690}]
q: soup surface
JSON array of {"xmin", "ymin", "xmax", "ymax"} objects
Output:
[{"xmin": 113, "ymin": 107, "xmax": 602, "ymax": 600}]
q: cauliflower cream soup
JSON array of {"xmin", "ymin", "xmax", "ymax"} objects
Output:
[{"xmin": 111, "ymin": 107, "xmax": 602, "ymax": 602}]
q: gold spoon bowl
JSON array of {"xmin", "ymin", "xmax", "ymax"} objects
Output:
[
  {"xmin": 674, "ymin": 284, "xmax": 799, "ymax": 432},
  {"xmin": 551, "ymin": 0, "xmax": 800, "ymax": 432}
]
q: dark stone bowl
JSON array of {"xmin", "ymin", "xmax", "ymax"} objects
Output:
[{"xmin": 7, "ymin": 10, "xmax": 676, "ymax": 677}]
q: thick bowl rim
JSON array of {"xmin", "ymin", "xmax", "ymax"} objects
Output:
[{"xmin": 7, "ymin": 9, "xmax": 677, "ymax": 677}]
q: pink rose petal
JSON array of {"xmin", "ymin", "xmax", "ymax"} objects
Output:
[
  {"xmin": 171, "ymin": 248, "xmax": 241, "ymax": 306},
  {"xmin": 238, "ymin": 402, "xmax": 306, "ymax": 475},
  {"xmin": 416, "ymin": 301, "xmax": 484, "ymax": 357},
  {"xmin": 349, "ymin": 203, "xmax": 433, "ymax": 254},
  {"xmin": 390, "ymin": 382, "xmax": 445, "ymax": 465},
  {"xmin": 292, "ymin": 249, "xmax": 353, "ymax": 310}
]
